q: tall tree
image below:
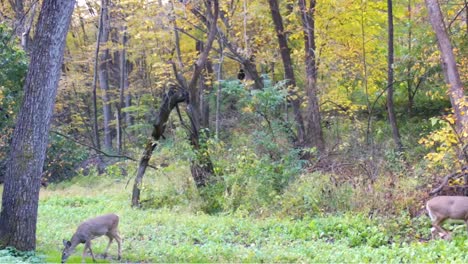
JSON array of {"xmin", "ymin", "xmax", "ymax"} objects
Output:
[
  {"xmin": 98, "ymin": 0, "xmax": 113, "ymax": 151},
  {"xmin": 386, "ymin": 0, "xmax": 403, "ymax": 151},
  {"xmin": 268, "ymin": 0, "xmax": 306, "ymax": 145},
  {"xmin": 0, "ymin": 0, "xmax": 75, "ymax": 251},
  {"xmin": 298, "ymin": 0, "xmax": 324, "ymax": 151},
  {"xmin": 425, "ymin": 0, "xmax": 468, "ymax": 140}
]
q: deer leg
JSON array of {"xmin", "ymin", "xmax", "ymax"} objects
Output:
[
  {"xmin": 432, "ymin": 218, "xmax": 450, "ymax": 240},
  {"xmin": 114, "ymin": 232, "xmax": 122, "ymax": 260},
  {"xmin": 81, "ymin": 242, "xmax": 88, "ymax": 263},
  {"xmin": 103, "ymin": 235, "xmax": 113, "ymax": 258},
  {"xmin": 464, "ymin": 220, "xmax": 468, "ymax": 236},
  {"xmin": 85, "ymin": 241, "xmax": 96, "ymax": 262}
]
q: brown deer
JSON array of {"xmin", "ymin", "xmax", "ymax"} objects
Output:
[
  {"xmin": 426, "ymin": 196, "xmax": 468, "ymax": 240},
  {"xmin": 61, "ymin": 213, "xmax": 122, "ymax": 263}
]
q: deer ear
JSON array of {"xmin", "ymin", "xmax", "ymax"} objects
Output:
[{"xmin": 63, "ymin": 240, "xmax": 71, "ymax": 247}]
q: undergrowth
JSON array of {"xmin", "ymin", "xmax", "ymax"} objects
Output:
[{"xmin": 31, "ymin": 172, "xmax": 468, "ymax": 263}]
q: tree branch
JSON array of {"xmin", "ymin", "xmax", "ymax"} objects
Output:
[{"xmin": 50, "ymin": 130, "xmax": 158, "ymax": 170}]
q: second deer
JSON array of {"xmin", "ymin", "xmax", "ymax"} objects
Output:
[
  {"xmin": 426, "ymin": 195, "xmax": 468, "ymax": 240},
  {"xmin": 61, "ymin": 213, "xmax": 122, "ymax": 263}
]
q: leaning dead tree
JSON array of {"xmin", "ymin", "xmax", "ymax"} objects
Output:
[
  {"xmin": 131, "ymin": 0, "xmax": 219, "ymax": 207},
  {"xmin": 131, "ymin": 86, "xmax": 187, "ymax": 207},
  {"xmin": 430, "ymin": 165, "xmax": 468, "ymax": 196}
]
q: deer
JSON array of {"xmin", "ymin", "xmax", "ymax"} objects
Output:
[
  {"xmin": 61, "ymin": 213, "xmax": 122, "ymax": 263},
  {"xmin": 426, "ymin": 196, "xmax": 468, "ymax": 240}
]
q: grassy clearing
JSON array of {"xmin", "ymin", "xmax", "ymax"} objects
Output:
[{"xmin": 28, "ymin": 171, "xmax": 468, "ymax": 263}]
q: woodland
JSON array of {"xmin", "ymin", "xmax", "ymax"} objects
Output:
[{"xmin": 0, "ymin": 0, "xmax": 467, "ymax": 262}]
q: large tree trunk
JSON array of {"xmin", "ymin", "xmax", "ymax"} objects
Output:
[
  {"xmin": 386, "ymin": 0, "xmax": 403, "ymax": 151},
  {"xmin": 0, "ymin": 0, "xmax": 74, "ymax": 251},
  {"xmin": 425, "ymin": 0, "xmax": 468, "ymax": 138},
  {"xmin": 268, "ymin": 0, "xmax": 305, "ymax": 145},
  {"xmin": 132, "ymin": 87, "xmax": 187, "ymax": 207},
  {"xmin": 298, "ymin": 0, "xmax": 324, "ymax": 152},
  {"xmin": 98, "ymin": 0, "xmax": 113, "ymax": 151},
  {"xmin": 186, "ymin": 0, "xmax": 219, "ymax": 188}
]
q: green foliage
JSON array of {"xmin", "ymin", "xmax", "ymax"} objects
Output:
[
  {"xmin": 35, "ymin": 181, "xmax": 468, "ymax": 262},
  {"xmin": 0, "ymin": 23, "xmax": 28, "ymax": 165},
  {"xmin": 0, "ymin": 247, "xmax": 43, "ymax": 263},
  {"xmin": 279, "ymin": 173, "xmax": 353, "ymax": 218},
  {"xmin": 43, "ymin": 133, "xmax": 89, "ymax": 182}
]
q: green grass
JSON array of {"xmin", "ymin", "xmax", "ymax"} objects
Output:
[
  {"xmin": 31, "ymin": 172, "xmax": 468, "ymax": 263},
  {"xmin": 1, "ymin": 170, "xmax": 467, "ymax": 263}
]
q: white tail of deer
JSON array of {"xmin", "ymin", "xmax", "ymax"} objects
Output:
[
  {"xmin": 426, "ymin": 196, "xmax": 468, "ymax": 240},
  {"xmin": 61, "ymin": 213, "xmax": 122, "ymax": 263}
]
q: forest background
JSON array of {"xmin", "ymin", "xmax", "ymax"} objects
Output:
[{"xmin": 0, "ymin": 0, "xmax": 467, "ymax": 262}]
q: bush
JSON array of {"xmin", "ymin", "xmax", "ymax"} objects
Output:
[{"xmin": 279, "ymin": 172, "xmax": 353, "ymax": 218}]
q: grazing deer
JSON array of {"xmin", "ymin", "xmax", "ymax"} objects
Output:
[
  {"xmin": 426, "ymin": 196, "xmax": 468, "ymax": 240},
  {"xmin": 61, "ymin": 213, "xmax": 122, "ymax": 263}
]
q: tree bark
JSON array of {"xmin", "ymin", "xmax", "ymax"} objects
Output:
[
  {"xmin": 387, "ymin": 0, "xmax": 403, "ymax": 151},
  {"xmin": 268, "ymin": 0, "xmax": 305, "ymax": 145},
  {"xmin": 298, "ymin": 0, "xmax": 324, "ymax": 151},
  {"xmin": 425, "ymin": 0, "xmax": 468, "ymax": 137},
  {"xmin": 0, "ymin": 0, "xmax": 75, "ymax": 251},
  {"xmin": 98, "ymin": 0, "xmax": 113, "ymax": 151}
]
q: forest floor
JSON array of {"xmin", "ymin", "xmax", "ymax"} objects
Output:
[{"xmin": 25, "ymin": 173, "xmax": 466, "ymax": 263}]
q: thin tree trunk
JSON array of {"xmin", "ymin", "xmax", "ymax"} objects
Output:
[
  {"xmin": 407, "ymin": 0, "xmax": 414, "ymax": 115},
  {"xmin": 268, "ymin": 0, "xmax": 305, "ymax": 145},
  {"xmin": 98, "ymin": 0, "xmax": 113, "ymax": 151},
  {"xmin": 20, "ymin": 1, "xmax": 37, "ymax": 51},
  {"xmin": 117, "ymin": 29, "xmax": 127, "ymax": 154},
  {"xmin": 91, "ymin": 1, "xmax": 103, "ymax": 150},
  {"xmin": 215, "ymin": 40, "xmax": 224, "ymax": 138},
  {"xmin": 8, "ymin": 0, "xmax": 24, "ymax": 42},
  {"xmin": 0, "ymin": 0, "xmax": 75, "ymax": 250},
  {"xmin": 361, "ymin": 0, "xmax": 372, "ymax": 146},
  {"xmin": 298, "ymin": 0, "xmax": 324, "ymax": 151},
  {"xmin": 387, "ymin": 0, "xmax": 403, "ymax": 151},
  {"xmin": 425, "ymin": 0, "xmax": 468, "ymax": 137}
]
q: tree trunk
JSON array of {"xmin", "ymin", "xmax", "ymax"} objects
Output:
[
  {"xmin": 298, "ymin": 0, "xmax": 324, "ymax": 152},
  {"xmin": 91, "ymin": 1, "xmax": 104, "ymax": 150},
  {"xmin": 215, "ymin": 40, "xmax": 224, "ymax": 138},
  {"xmin": 8, "ymin": 0, "xmax": 24, "ymax": 42},
  {"xmin": 117, "ymin": 29, "xmax": 127, "ymax": 154},
  {"xmin": 0, "ymin": 0, "xmax": 74, "ymax": 251},
  {"xmin": 387, "ymin": 0, "xmax": 403, "ymax": 151},
  {"xmin": 132, "ymin": 87, "xmax": 187, "ymax": 207},
  {"xmin": 186, "ymin": 0, "xmax": 218, "ymax": 187},
  {"xmin": 425, "ymin": 0, "xmax": 468, "ymax": 137},
  {"xmin": 98, "ymin": 0, "xmax": 113, "ymax": 151},
  {"xmin": 406, "ymin": 0, "xmax": 414, "ymax": 116},
  {"xmin": 268, "ymin": 0, "xmax": 305, "ymax": 145},
  {"xmin": 20, "ymin": 1, "xmax": 37, "ymax": 51}
]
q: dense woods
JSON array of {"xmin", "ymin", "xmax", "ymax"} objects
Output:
[{"xmin": 0, "ymin": 0, "xmax": 467, "ymax": 262}]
